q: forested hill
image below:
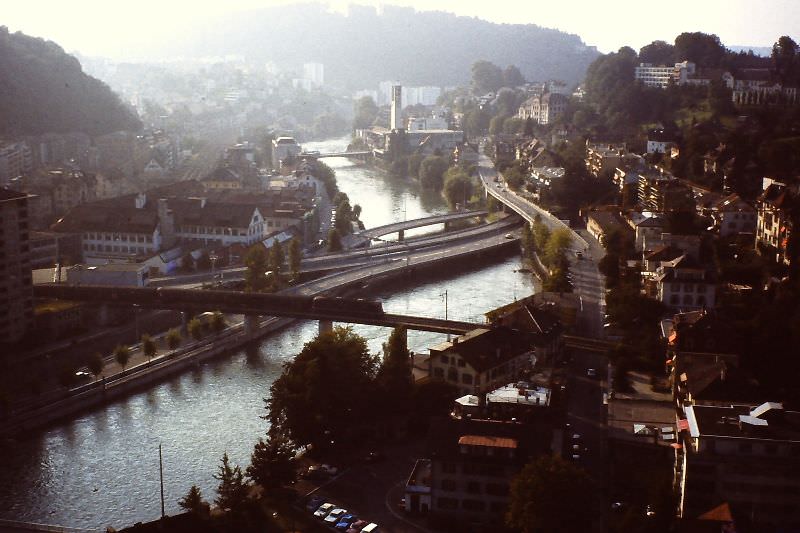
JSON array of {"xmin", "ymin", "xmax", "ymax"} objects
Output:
[
  {"xmin": 169, "ymin": 4, "xmax": 599, "ymax": 88},
  {"xmin": 0, "ymin": 27, "xmax": 141, "ymax": 137}
]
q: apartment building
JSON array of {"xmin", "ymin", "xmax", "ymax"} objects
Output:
[
  {"xmin": 755, "ymin": 179, "xmax": 794, "ymax": 265},
  {"xmin": 0, "ymin": 189, "xmax": 34, "ymax": 343}
]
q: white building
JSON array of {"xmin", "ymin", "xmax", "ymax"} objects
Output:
[{"xmin": 303, "ymin": 62, "xmax": 324, "ymax": 88}]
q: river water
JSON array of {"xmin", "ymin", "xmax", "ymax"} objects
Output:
[{"xmin": 0, "ymin": 136, "xmax": 535, "ymax": 530}]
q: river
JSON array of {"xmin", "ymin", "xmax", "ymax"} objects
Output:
[{"xmin": 0, "ymin": 136, "xmax": 535, "ymax": 530}]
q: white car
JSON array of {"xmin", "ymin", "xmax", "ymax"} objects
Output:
[
  {"xmin": 324, "ymin": 508, "xmax": 347, "ymax": 523},
  {"xmin": 313, "ymin": 503, "xmax": 335, "ymax": 518}
]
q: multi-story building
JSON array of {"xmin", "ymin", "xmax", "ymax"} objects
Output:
[
  {"xmin": 711, "ymin": 193, "xmax": 756, "ymax": 237},
  {"xmin": 428, "ymin": 328, "xmax": 535, "ymax": 396},
  {"xmin": 637, "ymin": 172, "xmax": 694, "ymax": 213},
  {"xmin": 635, "ymin": 63, "xmax": 679, "ymax": 88},
  {"xmin": 585, "ymin": 142, "xmax": 626, "ymax": 178},
  {"xmin": 0, "ymin": 141, "xmax": 33, "ymax": 186},
  {"xmin": 0, "ymin": 189, "xmax": 34, "ymax": 343},
  {"xmin": 302, "ymin": 62, "xmax": 324, "ymax": 88},
  {"xmin": 517, "ymin": 91, "xmax": 568, "ymax": 125},
  {"xmin": 271, "ymin": 137, "xmax": 302, "ymax": 169},
  {"xmin": 677, "ymin": 402, "xmax": 800, "ymax": 530},
  {"xmin": 654, "ymin": 255, "xmax": 716, "ymax": 309},
  {"xmin": 755, "ymin": 179, "xmax": 794, "ymax": 265}
]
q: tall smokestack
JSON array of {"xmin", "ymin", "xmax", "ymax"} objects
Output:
[{"xmin": 390, "ymin": 85, "xmax": 403, "ymax": 130}]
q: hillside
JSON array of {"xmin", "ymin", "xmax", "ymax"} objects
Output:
[
  {"xmin": 168, "ymin": 4, "xmax": 599, "ymax": 89},
  {"xmin": 0, "ymin": 27, "xmax": 141, "ymax": 137}
]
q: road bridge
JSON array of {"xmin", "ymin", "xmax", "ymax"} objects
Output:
[
  {"xmin": 358, "ymin": 210, "xmax": 488, "ymax": 241},
  {"xmin": 300, "ymin": 151, "xmax": 372, "ymax": 160},
  {"xmin": 33, "ymin": 285, "xmax": 482, "ymax": 335}
]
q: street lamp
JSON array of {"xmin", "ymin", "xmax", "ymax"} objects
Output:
[
  {"xmin": 440, "ymin": 290, "xmax": 449, "ymax": 341},
  {"xmin": 209, "ymin": 252, "xmax": 218, "ymax": 285}
]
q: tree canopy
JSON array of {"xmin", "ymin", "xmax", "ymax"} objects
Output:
[
  {"xmin": 0, "ymin": 27, "xmax": 141, "ymax": 136},
  {"xmin": 506, "ymin": 455, "xmax": 594, "ymax": 533},
  {"xmin": 267, "ymin": 326, "xmax": 378, "ymax": 452}
]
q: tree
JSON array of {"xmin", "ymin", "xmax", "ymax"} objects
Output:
[
  {"xmin": 87, "ymin": 352, "xmax": 104, "ymax": 379},
  {"xmin": 327, "ymin": 228, "xmax": 342, "ymax": 252},
  {"xmin": 178, "ymin": 485, "xmax": 204, "ymax": 515},
  {"xmin": 114, "ymin": 345, "xmax": 130, "ymax": 371},
  {"xmin": 246, "ymin": 429, "xmax": 296, "ymax": 490},
  {"xmin": 495, "ymin": 88, "xmax": 519, "ymax": 116},
  {"xmin": 463, "ymin": 107, "xmax": 491, "ymax": 138},
  {"xmin": 674, "ymin": 32, "xmax": 725, "ymax": 67},
  {"xmin": 166, "ymin": 328, "xmax": 182, "ymax": 349},
  {"xmin": 141, "ymin": 334, "xmax": 156, "ymax": 361},
  {"xmin": 353, "ymin": 95, "xmax": 379, "ymax": 130},
  {"xmin": 214, "ymin": 452, "xmax": 248, "ymax": 512},
  {"xmin": 288, "ymin": 239, "xmax": 302, "ymax": 280},
  {"xmin": 503, "ymin": 65, "xmax": 526, "ymax": 87},
  {"xmin": 188, "ymin": 318, "xmax": 204, "ymax": 341},
  {"xmin": 267, "ymin": 326, "xmax": 378, "ymax": 452},
  {"xmin": 443, "ymin": 167, "xmax": 473, "ymax": 208},
  {"xmin": 639, "ymin": 40, "xmax": 675, "ymax": 65},
  {"xmin": 543, "ymin": 228, "xmax": 573, "ymax": 266},
  {"xmin": 268, "ymin": 240, "xmax": 285, "ymax": 275},
  {"xmin": 418, "ymin": 156, "xmax": 449, "ymax": 189},
  {"xmin": 471, "ymin": 60, "xmax": 504, "ymax": 94},
  {"xmin": 210, "ymin": 311, "xmax": 226, "ymax": 333},
  {"xmin": 376, "ymin": 326, "xmax": 412, "ymax": 414},
  {"xmin": 244, "ymin": 246, "xmax": 269, "ymax": 293},
  {"xmin": 489, "ymin": 114, "xmax": 509, "ymax": 135},
  {"xmin": 506, "ymin": 455, "xmax": 593, "ymax": 533}
]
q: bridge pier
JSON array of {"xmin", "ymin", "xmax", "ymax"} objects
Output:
[
  {"xmin": 319, "ymin": 319, "xmax": 333, "ymax": 335},
  {"xmin": 244, "ymin": 315, "xmax": 259, "ymax": 337},
  {"xmin": 181, "ymin": 311, "xmax": 189, "ymax": 335},
  {"xmin": 398, "ymin": 229, "xmax": 404, "ymax": 241}
]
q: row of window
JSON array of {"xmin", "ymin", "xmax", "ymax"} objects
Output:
[
  {"xmin": 83, "ymin": 244, "xmax": 150, "ymax": 254},
  {"xmin": 441, "ymin": 462, "xmax": 506, "ymax": 477},
  {"xmin": 84, "ymin": 232, "xmax": 153, "ymax": 243},
  {"xmin": 668, "ymin": 294, "xmax": 707, "ymax": 306}
]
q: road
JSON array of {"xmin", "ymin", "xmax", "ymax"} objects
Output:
[{"xmin": 478, "ymin": 149, "xmax": 610, "ymax": 530}]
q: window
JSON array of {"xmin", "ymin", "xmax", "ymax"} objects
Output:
[
  {"xmin": 440, "ymin": 479, "xmax": 456, "ymax": 491},
  {"xmin": 683, "ymin": 294, "xmax": 693, "ymax": 305},
  {"xmin": 434, "ymin": 367, "xmax": 444, "ymax": 379},
  {"xmin": 447, "ymin": 368, "xmax": 458, "ymax": 382},
  {"xmin": 462, "ymin": 499, "xmax": 485, "ymax": 512},
  {"xmin": 462, "ymin": 373, "xmax": 473, "ymax": 385},
  {"xmin": 466, "ymin": 481, "xmax": 481, "ymax": 494},
  {"xmin": 486, "ymin": 483, "xmax": 508, "ymax": 496},
  {"xmin": 457, "ymin": 358, "xmax": 465, "ymax": 368},
  {"xmin": 738, "ymin": 441, "xmax": 752, "ymax": 454},
  {"xmin": 442, "ymin": 462, "xmax": 456, "ymax": 474},
  {"xmin": 437, "ymin": 497, "xmax": 458, "ymax": 510},
  {"xmin": 490, "ymin": 502, "xmax": 507, "ymax": 514},
  {"xmin": 441, "ymin": 355, "xmax": 449, "ymax": 364}
]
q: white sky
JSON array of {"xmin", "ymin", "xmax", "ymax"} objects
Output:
[{"xmin": 3, "ymin": 0, "xmax": 798, "ymax": 58}]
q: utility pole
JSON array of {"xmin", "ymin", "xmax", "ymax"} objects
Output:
[
  {"xmin": 159, "ymin": 443, "xmax": 165, "ymax": 519},
  {"xmin": 441, "ymin": 290, "xmax": 449, "ymax": 341}
]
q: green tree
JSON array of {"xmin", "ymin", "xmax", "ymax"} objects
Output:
[
  {"xmin": 188, "ymin": 318, "xmax": 204, "ymax": 341},
  {"xmin": 544, "ymin": 228, "xmax": 573, "ymax": 266},
  {"xmin": 376, "ymin": 326, "xmax": 412, "ymax": 414},
  {"xmin": 506, "ymin": 455, "xmax": 594, "ymax": 533},
  {"xmin": 471, "ymin": 60, "xmax": 504, "ymax": 94},
  {"xmin": 288, "ymin": 239, "xmax": 302, "ymax": 280},
  {"xmin": 313, "ymin": 160, "xmax": 338, "ymax": 198},
  {"xmin": 87, "ymin": 352, "xmax": 104, "ymax": 379},
  {"xmin": 244, "ymin": 246, "xmax": 269, "ymax": 293},
  {"xmin": 195, "ymin": 252, "xmax": 211, "ymax": 271},
  {"xmin": 503, "ymin": 65, "xmax": 526, "ymax": 87},
  {"xmin": 353, "ymin": 95, "xmax": 379, "ymax": 130},
  {"xmin": 178, "ymin": 485, "xmax": 204, "ymax": 515},
  {"xmin": 210, "ymin": 311, "xmax": 226, "ymax": 333},
  {"xmin": 407, "ymin": 153, "xmax": 425, "ymax": 177},
  {"xmin": 114, "ymin": 345, "xmax": 130, "ymax": 372},
  {"xmin": 214, "ymin": 452, "xmax": 248, "ymax": 512},
  {"xmin": 141, "ymin": 334, "xmax": 157, "ymax": 361},
  {"xmin": 495, "ymin": 88, "xmax": 519, "ymax": 116},
  {"xmin": 443, "ymin": 167, "xmax": 474, "ymax": 208},
  {"xmin": 267, "ymin": 326, "xmax": 378, "ymax": 451},
  {"xmin": 166, "ymin": 328, "xmax": 182, "ymax": 349},
  {"xmin": 674, "ymin": 32, "xmax": 725, "ymax": 67},
  {"xmin": 639, "ymin": 40, "xmax": 675, "ymax": 65},
  {"xmin": 418, "ymin": 156, "xmax": 449, "ymax": 189},
  {"xmin": 489, "ymin": 114, "xmax": 509, "ymax": 135},
  {"xmin": 463, "ymin": 107, "xmax": 491, "ymax": 138},
  {"xmin": 268, "ymin": 240, "xmax": 285, "ymax": 275},
  {"xmin": 246, "ymin": 429, "xmax": 296, "ymax": 490},
  {"xmin": 327, "ymin": 228, "xmax": 342, "ymax": 252}
]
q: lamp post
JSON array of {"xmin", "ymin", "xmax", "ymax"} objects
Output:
[
  {"xmin": 209, "ymin": 251, "xmax": 218, "ymax": 285},
  {"xmin": 441, "ymin": 290, "xmax": 449, "ymax": 341}
]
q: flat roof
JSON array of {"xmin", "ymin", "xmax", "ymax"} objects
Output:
[
  {"xmin": 458, "ymin": 435, "xmax": 518, "ymax": 449},
  {"xmin": 686, "ymin": 403, "xmax": 800, "ymax": 442},
  {"xmin": 487, "ymin": 382, "xmax": 550, "ymax": 407}
]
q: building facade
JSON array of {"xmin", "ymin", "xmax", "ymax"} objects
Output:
[{"xmin": 0, "ymin": 189, "xmax": 34, "ymax": 343}]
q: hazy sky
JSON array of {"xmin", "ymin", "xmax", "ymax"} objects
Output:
[{"xmin": 4, "ymin": 0, "xmax": 798, "ymax": 59}]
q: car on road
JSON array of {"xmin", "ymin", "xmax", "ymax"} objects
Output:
[
  {"xmin": 346, "ymin": 519, "xmax": 369, "ymax": 532},
  {"xmin": 335, "ymin": 514, "xmax": 358, "ymax": 530},
  {"xmin": 361, "ymin": 524, "xmax": 380, "ymax": 533},
  {"xmin": 504, "ymin": 233, "xmax": 514, "ymax": 239},
  {"xmin": 586, "ymin": 368, "xmax": 597, "ymax": 378},
  {"xmin": 74, "ymin": 371, "xmax": 91, "ymax": 380},
  {"xmin": 646, "ymin": 504, "xmax": 656, "ymax": 517},
  {"xmin": 325, "ymin": 508, "xmax": 348, "ymax": 524},
  {"xmin": 314, "ymin": 503, "xmax": 335, "ymax": 518},
  {"xmin": 572, "ymin": 433, "xmax": 581, "ymax": 440}
]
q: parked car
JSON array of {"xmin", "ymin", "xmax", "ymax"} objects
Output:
[
  {"xmin": 335, "ymin": 514, "xmax": 358, "ymax": 530},
  {"xmin": 586, "ymin": 368, "xmax": 597, "ymax": 378},
  {"xmin": 325, "ymin": 508, "xmax": 347, "ymax": 524},
  {"xmin": 575, "ymin": 251, "xmax": 583, "ymax": 259},
  {"xmin": 346, "ymin": 519, "xmax": 370, "ymax": 532},
  {"xmin": 646, "ymin": 504, "xmax": 656, "ymax": 517},
  {"xmin": 313, "ymin": 503, "xmax": 335, "ymax": 518},
  {"xmin": 504, "ymin": 233, "xmax": 514, "ymax": 239},
  {"xmin": 361, "ymin": 524, "xmax": 380, "ymax": 533},
  {"xmin": 319, "ymin": 464, "xmax": 339, "ymax": 475}
]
